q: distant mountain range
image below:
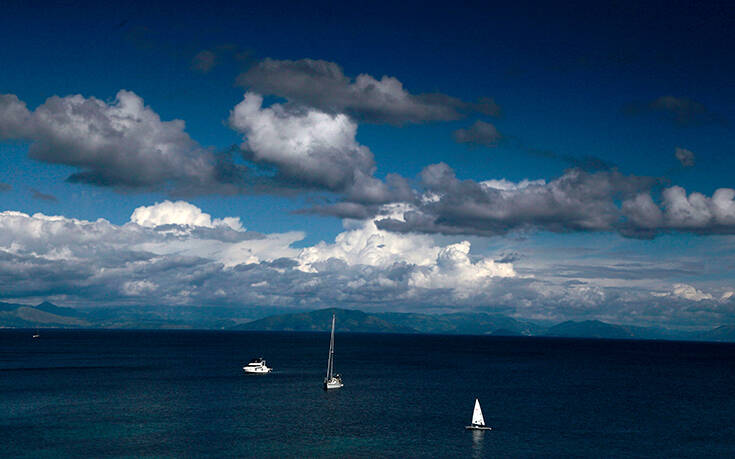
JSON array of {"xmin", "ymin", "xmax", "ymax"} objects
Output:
[
  {"xmin": 0, "ymin": 301, "xmax": 286, "ymax": 330},
  {"xmin": 234, "ymin": 308, "xmax": 415, "ymax": 333},
  {"xmin": 3, "ymin": 301, "xmax": 735, "ymax": 342},
  {"xmin": 233, "ymin": 308, "xmax": 543, "ymax": 336},
  {"xmin": 0, "ymin": 301, "xmax": 90, "ymax": 328},
  {"xmin": 545, "ymin": 320, "xmax": 634, "ymax": 339}
]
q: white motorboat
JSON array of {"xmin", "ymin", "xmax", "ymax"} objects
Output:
[
  {"xmin": 243, "ymin": 357, "xmax": 272, "ymax": 374},
  {"xmin": 323, "ymin": 313, "xmax": 343, "ymax": 390},
  {"xmin": 465, "ymin": 398, "xmax": 492, "ymax": 430}
]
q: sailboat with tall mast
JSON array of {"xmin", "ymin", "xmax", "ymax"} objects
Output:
[
  {"xmin": 323, "ymin": 313, "xmax": 343, "ymax": 390},
  {"xmin": 465, "ymin": 398, "xmax": 492, "ymax": 430}
]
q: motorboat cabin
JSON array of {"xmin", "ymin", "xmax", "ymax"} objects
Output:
[{"xmin": 243, "ymin": 357, "xmax": 272, "ymax": 374}]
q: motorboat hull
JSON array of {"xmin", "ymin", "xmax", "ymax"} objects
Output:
[
  {"xmin": 243, "ymin": 367, "xmax": 272, "ymax": 374},
  {"xmin": 243, "ymin": 364, "xmax": 272, "ymax": 374}
]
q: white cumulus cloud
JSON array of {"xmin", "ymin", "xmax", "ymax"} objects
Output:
[
  {"xmin": 131, "ymin": 200, "xmax": 243, "ymax": 230},
  {"xmin": 672, "ymin": 283, "xmax": 713, "ymax": 301},
  {"xmin": 122, "ymin": 280, "xmax": 157, "ymax": 296},
  {"xmin": 297, "ymin": 209, "xmax": 516, "ymax": 297},
  {"xmin": 408, "ymin": 241, "xmax": 516, "ymax": 296},
  {"xmin": 230, "ymin": 93, "xmax": 373, "ymax": 188}
]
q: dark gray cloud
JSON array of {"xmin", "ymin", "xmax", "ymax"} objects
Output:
[
  {"xmin": 377, "ymin": 163, "xmax": 654, "ymax": 237},
  {"xmin": 191, "ymin": 50, "xmax": 217, "ymax": 73},
  {"xmin": 296, "ymin": 202, "xmax": 381, "ymax": 220},
  {"xmin": 295, "ymin": 173, "xmax": 415, "ymax": 220},
  {"xmin": 372, "ymin": 163, "xmax": 735, "ymax": 239},
  {"xmin": 189, "ymin": 45, "xmax": 254, "ymax": 74},
  {"xmin": 153, "ymin": 224, "xmax": 264, "ymax": 243},
  {"xmin": 675, "ymin": 147, "xmax": 695, "ymax": 167},
  {"xmin": 494, "ymin": 251, "xmax": 521, "ymax": 263},
  {"xmin": 237, "ymin": 58, "xmax": 500, "ymax": 124},
  {"xmin": 0, "ymin": 90, "xmax": 246, "ymax": 195},
  {"xmin": 498, "ymin": 135, "xmax": 616, "ymax": 172},
  {"xmin": 624, "ymin": 96, "xmax": 727, "ymax": 127},
  {"xmin": 124, "ymin": 25, "xmax": 157, "ymax": 51},
  {"xmin": 0, "ymin": 94, "xmax": 32, "ymax": 138},
  {"xmin": 30, "ymin": 188, "xmax": 57, "ymax": 202},
  {"xmin": 453, "ymin": 120, "xmax": 502, "ymax": 146},
  {"xmin": 541, "ymin": 261, "xmax": 702, "ymax": 281}
]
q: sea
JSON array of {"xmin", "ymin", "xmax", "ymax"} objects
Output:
[{"xmin": 1, "ymin": 330, "xmax": 735, "ymax": 458}]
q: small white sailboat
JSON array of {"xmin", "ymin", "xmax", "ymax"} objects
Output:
[
  {"xmin": 32, "ymin": 327, "xmax": 40, "ymax": 339},
  {"xmin": 243, "ymin": 357, "xmax": 272, "ymax": 374},
  {"xmin": 323, "ymin": 313, "xmax": 343, "ymax": 390},
  {"xmin": 465, "ymin": 398, "xmax": 492, "ymax": 430}
]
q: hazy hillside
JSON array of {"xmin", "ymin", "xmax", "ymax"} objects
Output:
[
  {"xmin": 698, "ymin": 325, "xmax": 735, "ymax": 342},
  {"xmin": 2, "ymin": 301, "xmax": 735, "ymax": 343},
  {"xmin": 377, "ymin": 312, "xmax": 542, "ymax": 335},
  {"xmin": 0, "ymin": 302, "xmax": 279, "ymax": 329},
  {"xmin": 0, "ymin": 302, "xmax": 90, "ymax": 328},
  {"xmin": 233, "ymin": 308, "xmax": 416, "ymax": 333},
  {"xmin": 545, "ymin": 320, "xmax": 634, "ymax": 339}
]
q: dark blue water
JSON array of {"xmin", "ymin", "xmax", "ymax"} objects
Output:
[{"xmin": 1, "ymin": 330, "xmax": 735, "ymax": 457}]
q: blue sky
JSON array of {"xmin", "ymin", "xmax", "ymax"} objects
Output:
[{"xmin": 1, "ymin": 0, "xmax": 734, "ymax": 327}]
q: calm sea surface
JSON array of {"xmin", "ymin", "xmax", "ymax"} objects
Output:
[{"xmin": 1, "ymin": 330, "xmax": 735, "ymax": 457}]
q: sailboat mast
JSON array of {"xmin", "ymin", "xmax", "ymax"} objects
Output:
[{"xmin": 326, "ymin": 314, "xmax": 336, "ymax": 379}]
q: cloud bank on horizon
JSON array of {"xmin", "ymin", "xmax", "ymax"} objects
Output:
[
  {"xmin": 0, "ymin": 201, "xmax": 515, "ymax": 309},
  {"xmin": 1, "ymin": 200, "xmax": 732, "ymax": 328}
]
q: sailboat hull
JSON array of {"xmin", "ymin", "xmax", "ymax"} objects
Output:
[
  {"xmin": 323, "ymin": 378, "xmax": 343, "ymax": 390},
  {"xmin": 465, "ymin": 425, "xmax": 492, "ymax": 430}
]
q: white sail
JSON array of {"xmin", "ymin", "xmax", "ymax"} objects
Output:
[
  {"xmin": 471, "ymin": 399, "xmax": 485, "ymax": 426},
  {"xmin": 326, "ymin": 314, "xmax": 336, "ymax": 379}
]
